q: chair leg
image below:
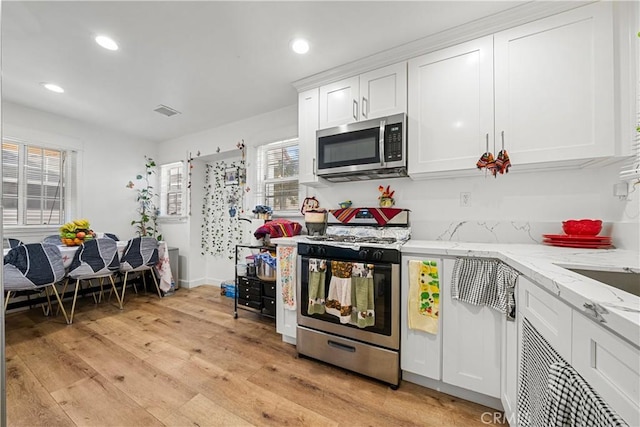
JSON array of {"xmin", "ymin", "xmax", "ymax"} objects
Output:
[
  {"xmin": 120, "ymin": 272, "xmax": 129, "ymax": 307},
  {"xmin": 56, "ymin": 279, "xmax": 69, "ymax": 316},
  {"xmin": 151, "ymin": 268, "xmax": 162, "ymax": 298},
  {"xmin": 97, "ymin": 277, "xmax": 105, "ymax": 303},
  {"xmin": 4, "ymin": 291, "xmax": 12, "ymax": 312},
  {"xmin": 109, "ymin": 275, "xmax": 123, "ymax": 310},
  {"xmin": 142, "ymin": 272, "xmax": 148, "ymax": 293},
  {"xmin": 42, "ymin": 288, "xmax": 52, "ymax": 316},
  {"xmin": 49, "ymin": 285, "xmax": 70, "ymax": 324},
  {"xmin": 69, "ymin": 278, "xmax": 81, "ymax": 324}
]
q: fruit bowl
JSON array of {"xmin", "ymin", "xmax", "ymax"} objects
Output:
[{"xmin": 562, "ymin": 219, "xmax": 602, "ymax": 236}]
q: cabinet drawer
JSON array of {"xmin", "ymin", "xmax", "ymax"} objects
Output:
[
  {"xmin": 262, "ymin": 281, "xmax": 276, "ymax": 298},
  {"xmin": 262, "ymin": 297, "xmax": 276, "ymax": 316},
  {"xmin": 238, "ymin": 277, "xmax": 261, "ymax": 290},
  {"xmin": 518, "ymin": 276, "xmax": 572, "ymax": 360},
  {"xmin": 238, "ymin": 291, "xmax": 261, "ymax": 302},
  {"xmin": 238, "ymin": 299, "xmax": 262, "ymax": 310},
  {"xmin": 572, "ymin": 311, "xmax": 640, "ymax": 426}
]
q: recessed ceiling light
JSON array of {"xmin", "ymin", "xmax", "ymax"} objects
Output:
[
  {"xmin": 41, "ymin": 83, "xmax": 64, "ymax": 93},
  {"xmin": 291, "ymin": 38, "xmax": 310, "ymax": 54},
  {"xmin": 95, "ymin": 35, "xmax": 119, "ymax": 51}
]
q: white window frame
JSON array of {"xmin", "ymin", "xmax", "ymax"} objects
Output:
[
  {"xmin": 158, "ymin": 161, "xmax": 188, "ymax": 222},
  {"xmin": 255, "ymin": 137, "xmax": 301, "ymax": 214},
  {"xmin": 2, "ymin": 136, "xmax": 78, "ymax": 238}
]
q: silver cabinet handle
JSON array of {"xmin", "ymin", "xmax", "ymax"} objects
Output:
[
  {"xmin": 485, "ymin": 133, "xmax": 489, "ymax": 152},
  {"xmin": 362, "ymin": 96, "xmax": 368, "ymax": 119},
  {"xmin": 501, "ymin": 130, "xmax": 505, "ymax": 150},
  {"xmin": 313, "ymin": 157, "xmax": 317, "ymax": 175},
  {"xmin": 352, "ymin": 99, "xmax": 358, "ymax": 121},
  {"xmin": 379, "ymin": 120, "xmax": 386, "ymax": 166}
]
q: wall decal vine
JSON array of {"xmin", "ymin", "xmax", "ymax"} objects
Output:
[{"xmin": 201, "ymin": 158, "xmax": 246, "ymax": 258}]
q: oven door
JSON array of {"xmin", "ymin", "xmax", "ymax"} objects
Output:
[{"xmin": 297, "ymin": 254, "xmax": 400, "ymax": 350}]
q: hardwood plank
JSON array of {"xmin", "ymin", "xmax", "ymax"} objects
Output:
[
  {"xmin": 51, "ymin": 375, "xmax": 164, "ymax": 427},
  {"xmin": 161, "ymin": 393, "xmax": 253, "ymax": 426},
  {"xmin": 5, "ymin": 354, "xmax": 75, "ymax": 427}
]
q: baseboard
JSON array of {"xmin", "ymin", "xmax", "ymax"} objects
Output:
[{"xmin": 402, "ymin": 371, "xmax": 504, "ymax": 411}]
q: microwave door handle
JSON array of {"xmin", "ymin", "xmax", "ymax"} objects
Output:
[{"xmin": 379, "ymin": 119, "xmax": 386, "ymax": 166}]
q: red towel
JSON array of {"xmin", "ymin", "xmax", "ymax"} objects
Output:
[
  {"xmin": 253, "ymin": 219, "xmax": 302, "ymax": 239},
  {"xmin": 329, "ymin": 208, "xmax": 404, "ymax": 226}
]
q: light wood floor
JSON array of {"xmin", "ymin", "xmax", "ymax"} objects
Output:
[{"xmin": 5, "ymin": 285, "xmax": 503, "ymax": 426}]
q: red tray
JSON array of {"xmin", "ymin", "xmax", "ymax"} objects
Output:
[
  {"xmin": 543, "ymin": 234, "xmax": 611, "ymax": 242},
  {"xmin": 543, "ymin": 240, "xmax": 613, "ymax": 249}
]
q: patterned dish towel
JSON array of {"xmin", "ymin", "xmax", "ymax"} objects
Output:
[
  {"xmin": 351, "ymin": 263, "xmax": 375, "ymax": 328},
  {"xmin": 408, "ymin": 260, "xmax": 440, "ymax": 334},
  {"xmin": 307, "ymin": 259, "xmax": 326, "ymax": 315},
  {"xmin": 518, "ymin": 319, "xmax": 628, "ymax": 427},
  {"xmin": 328, "ymin": 207, "xmax": 405, "ymax": 226},
  {"xmin": 450, "ymin": 258, "xmax": 519, "ymax": 319},
  {"xmin": 542, "ymin": 362, "xmax": 628, "ymax": 427},
  {"xmin": 277, "ymin": 246, "xmax": 296, "ymax": 310},
  {"xmin": 325, "ymin": 261, "xmax": 353, "ymax": 323}
]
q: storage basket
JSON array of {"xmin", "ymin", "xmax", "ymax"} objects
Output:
[{"xmin": 221, "ymin": 280, "xmax": 236, "ymax": 298}]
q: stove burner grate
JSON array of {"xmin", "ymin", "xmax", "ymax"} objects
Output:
[{"xmin": 306, "ymin": 235, "xmax": 398, "ymax": 244}]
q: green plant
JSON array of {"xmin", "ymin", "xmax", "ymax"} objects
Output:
[{"xmin": 127, "ymin": 156, "xmax": 162, "ymax": 240}]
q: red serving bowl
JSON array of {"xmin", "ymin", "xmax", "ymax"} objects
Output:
[{"xmin": 562, "ymin": 219, "xmax": 602, "ymax": 236}]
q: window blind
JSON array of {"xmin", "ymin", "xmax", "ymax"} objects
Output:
[
  {"xmin": 160, "ymin": 161, "xmax": 185, "ymax": 216},
  {"xmin": 256, "ymin": 138, "xmax": 299, "ymax": 211}
]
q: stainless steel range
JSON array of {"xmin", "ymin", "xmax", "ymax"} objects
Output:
[{"xmin": 296, "ymin": 208, "xmax": 410, "ymax": 388}]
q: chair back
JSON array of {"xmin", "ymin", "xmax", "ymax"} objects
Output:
[
  {"xmin": 3, "ymin": 238, "xmax": 24, "ymax": 250},
  {"xmin": 104, "ymin": 233, "xmax": 119, "ymax": 241},
  {"xmin": 3, "ymin": 243, "xmax": 65, "ymax": 291},
  {"xmin": 68, "ymin": 238, "xmax": 119, "ymax": 279},
  {"xmin": 43, "ymin": 235, "xmax": 62, "ymax": 245},
  {"xmin": 120, "ymin": 237, "xmax": 159, "ymax": 272}
]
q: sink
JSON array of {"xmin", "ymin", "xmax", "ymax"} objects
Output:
[{"xmin": 566, "ymin": 268, "xmax": 640, "ymax": 297}]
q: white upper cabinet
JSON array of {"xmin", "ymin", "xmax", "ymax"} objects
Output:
[
  {"xmin": 298, "ymin": 88, "xmax": 326, "ymax": 187},
  {"xmin": 408, "ymin": 36, "xmax": 494, "ymax": 176},
  {"xmin": 319, "ymin": 63, "xmax": 407, "ymax": 129},
  {"xmin": 408, "ymin": 2, "xmax": 615, "ymax": 178},
  {"xmin": 494, "ymin": 1, "xmax": 615, "ymax": 165}
]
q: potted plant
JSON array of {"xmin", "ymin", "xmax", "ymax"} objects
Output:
[{"xmin": 127, "ymin": 156, "xmax": 163, "ymax": 240}]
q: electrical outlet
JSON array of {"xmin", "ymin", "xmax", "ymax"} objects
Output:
[{"xmin": 460, "ymin": 192, "xmax": 471, "ymax": 207}]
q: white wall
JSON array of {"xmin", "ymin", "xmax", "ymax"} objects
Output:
[
  {"xmin": 157, "ymin": 104, "xmax": 297, "ymax": 287},
  {"xmin": 2, "ymin": 101, "xmax": 158, "ymax": 241}
]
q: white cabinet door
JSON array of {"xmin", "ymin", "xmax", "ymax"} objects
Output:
[
  {"xmin": 518, "ymin": 276, "xmax": 572, "ymax": 361},
  {"xmin": 400, "ymin": 255, "xmax": 442, "ymax": 380},
  {"xmin": 359, "ymin": 62, "xmax": 407, "ymax": 121},
  {"xmin": 408, "ymin": 36, "xmax": 493, "ymax": 177},
  {"xmin": 276, "ymin": 245, "xmax": 297, "ymax": 342},
  {"xmin": 494, "ymin": 2, "xmax": 615, "ymax": 164},
  {"xmin": 319, "ymin": 76, "xmax": 360, "ymax": 129},
  {"xmin": 441, "ymin": 259, "xmax": 502, "ymax": 398},
  {"xmin": 572, "ymin": 311, "xmax": 640, "ymax": 426},
  {"xmin": 298, "ymin": 88, "xmax": 326, "ymax": 187},
  {"xmin": 501, "ymin": 313, "xmax": 518, "ymax": 421}
]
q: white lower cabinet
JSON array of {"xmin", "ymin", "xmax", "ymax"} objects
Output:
[
  {"xmin": 501, "ymin": 312, "xmax": 518, "ymax": 423},
  {"xmin": 276, "ymin": 245, "xmax": 297, "ymax": 344},
  {"xmin": 400, "ymin": 255, "xmax": 442, "ymax": 380},
  {"xmin": 442, "ymin": 259, "xmax": 502, "ymax": 398},
  {"xmin": 572, "ymin": 311, "xmax": 640, "ymax": 426}
]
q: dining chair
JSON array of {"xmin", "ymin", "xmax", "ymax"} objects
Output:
[
  {"xmin": 3, "ymin": 243, "xmax": 69, "ymax": 323},
  {"xmin": 43, "ymin": 234, "xmax": 62, "ymax": 245},
  {"xmin": 3, "ymin": 238, "xmax": 24, "ymax": 250},
  {"xmin": 117, "ymin": 236, "xmax": 161, "ymax": 306},
  {"xmin": 66, "ymin": 237, "xmax": 122, "ymax": 323},
  {"xmin": 104, "ymin": 233, "xmax": 119, "ymax": 241}
]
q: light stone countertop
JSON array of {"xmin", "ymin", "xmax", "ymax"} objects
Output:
[{"xmin": 402, "ymin": 240, "xmax": 640, "ymax": 348}]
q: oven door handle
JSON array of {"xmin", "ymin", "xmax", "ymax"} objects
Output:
[{"xmin": 328, "ymin": 340, "xmax": 356, "ymax": 353}]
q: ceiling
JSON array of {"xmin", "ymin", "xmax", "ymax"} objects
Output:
[{"xmin": 2, "ymin": 1, "xmax": 527, "ymax": 143}]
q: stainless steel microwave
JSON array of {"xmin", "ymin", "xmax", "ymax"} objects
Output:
[{"xmin": 316, "ymin": 113, "xmax": 407, "ymax": 182}]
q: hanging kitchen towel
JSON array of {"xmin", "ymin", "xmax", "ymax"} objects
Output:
[
  {"xmin": 277, "ymin": 246, "xmax": 296, "ymax": 310},
  {"xmin": 542, "ymin": 361, "xmax": 628, "ymax": 427},
  {"xmin": 325, "ymin": 261, "xmax": 353, "ymax": 323},
  {"xmin": 308, "ymin": 258, "xmax": 327, "ymax": 315},
  {"xmin": 518, "ymin": 318, "xmax": 565, "ymax": 427},
  {"xmin": 407, "ymin": 259, "xmax": 440, "ymax": 334},
  {"xmin": 451, "ymin": 258, "xmax": 519, "ymax": 319},
  {"xmin": 351, "ymin": 263, "xmax": 375, "ymax": 328}
]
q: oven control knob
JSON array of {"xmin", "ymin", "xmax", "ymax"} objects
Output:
[
  {"xmin": 358, "ymin": 249, "xmax": 369, "ymax": 259},
  {"xmin": 372, "ymin": 250, "xmax": 383, "ymax": 261},
  {"xmin": 307, "ymin": 246, "xmax": 316, "ymax": 255},
  {"xmin": 317, "ymin": 246, "xmax": 327, "ymax": 256}
]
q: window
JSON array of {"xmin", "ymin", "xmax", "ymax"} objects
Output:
[
  {"xmin": 159, "ymin": 161, "xmax": 186, "ymax": 217},
  {"xmin": 256, "ymin": 138, "xmax": 299, "ymax": 212},
  {"xmin": 2, "ymin": 138, "xmax": 66, "ymax": 226}
]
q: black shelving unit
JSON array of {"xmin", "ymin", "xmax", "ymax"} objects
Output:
[{"xmin": 233, "ymin": 244, "xmax": 276, "ymax": 320}]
